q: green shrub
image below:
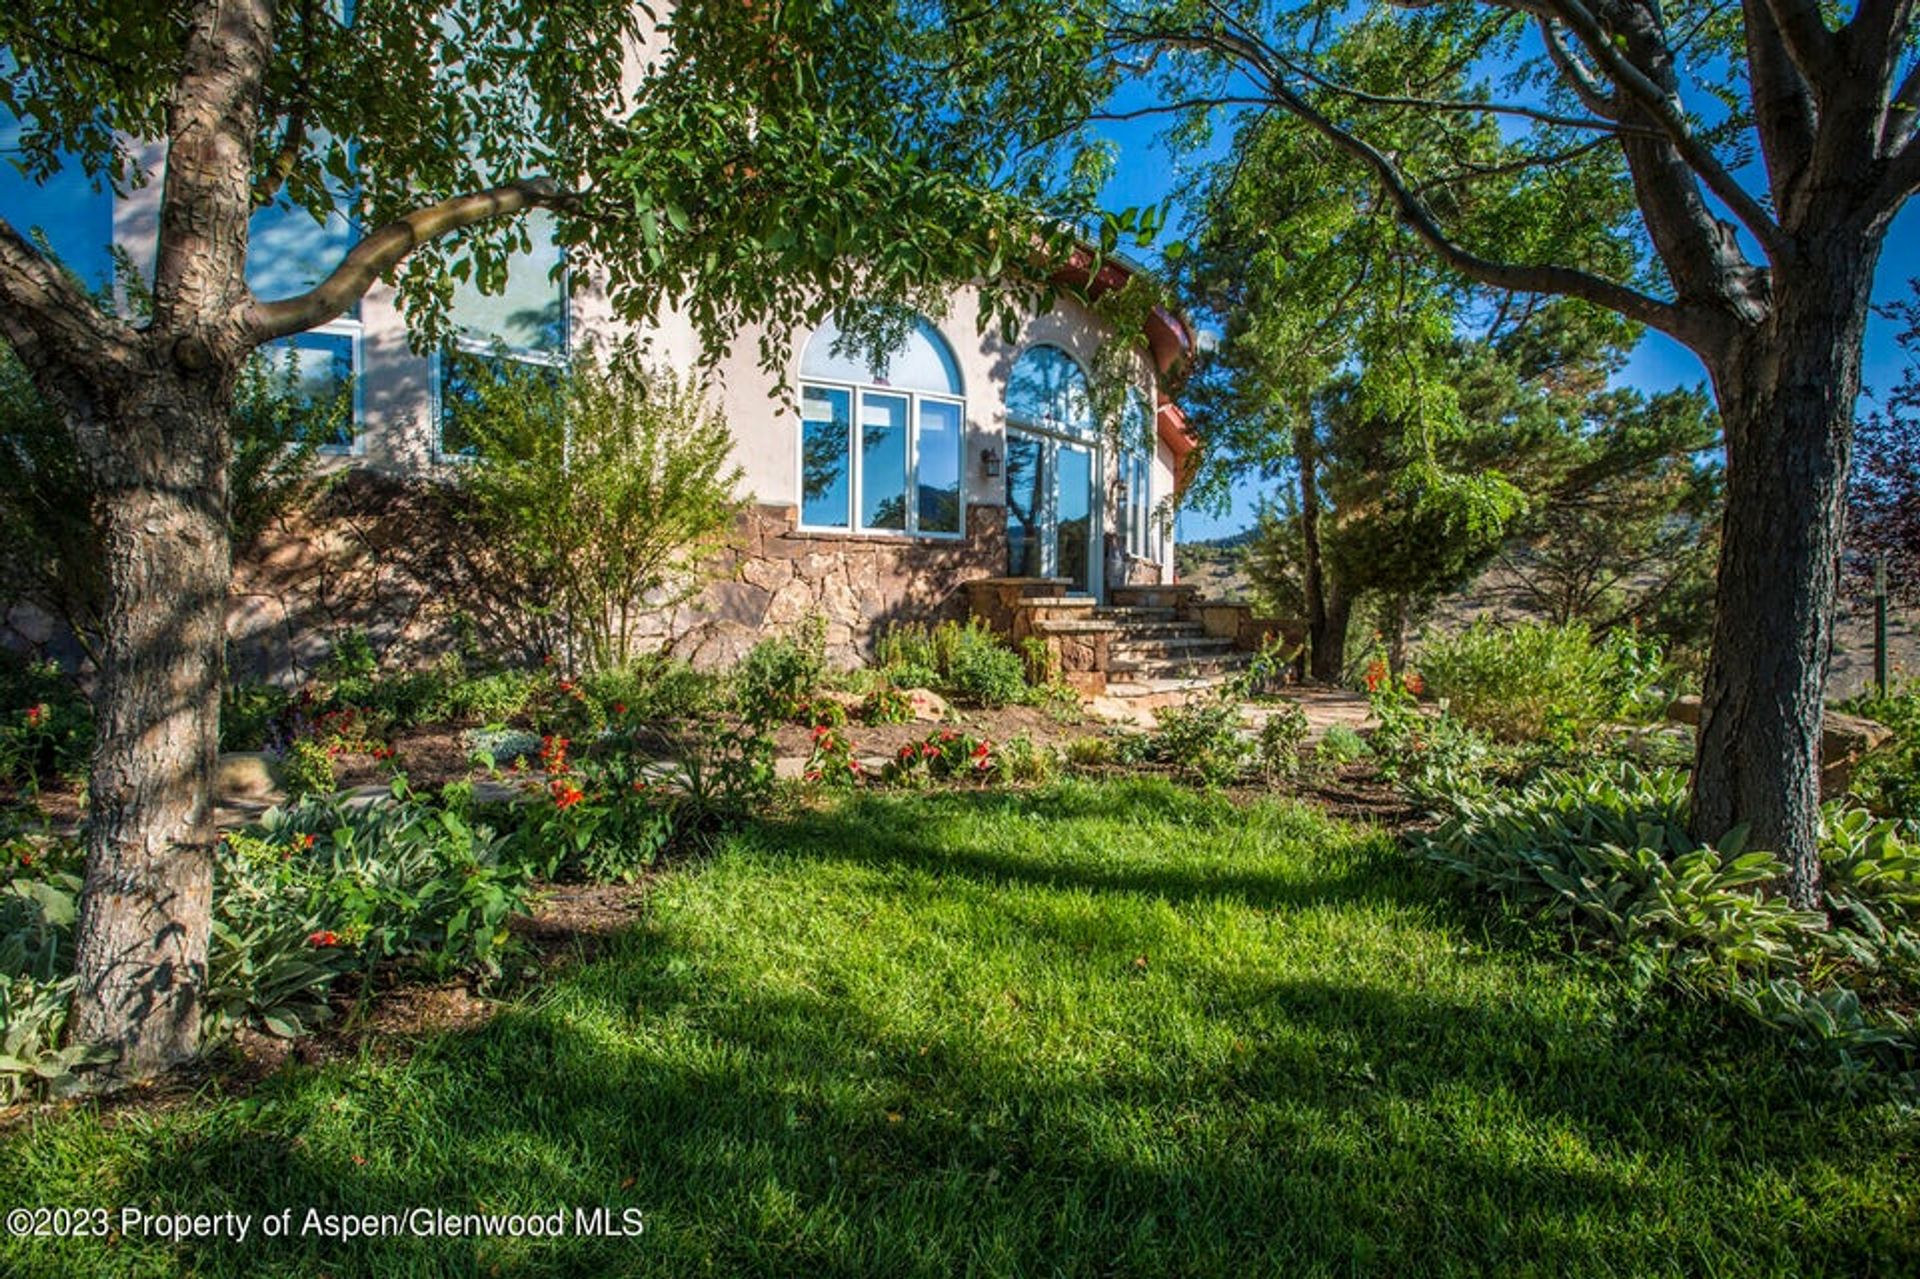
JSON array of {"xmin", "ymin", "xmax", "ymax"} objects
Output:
[
  {"xmin": 220, "ymin": 681, "xmax": 290, "ymax": 752},
  {"xmin": 946, "ymin": 639, "xmax": 1027, "ymax": 708},
  {"xmin": 1315, "ymin": 724, "xmax": 1368, "ymax": 767},
  {"xmin": 1150, "ymin": 700, "xmax": 1249, "ymax": 787},
  {"xmin": 875, "ymin": 619, "xmax": 1032, "ymax": 708},
  {"xmin": 993, "ymin": 733, "xmax": 1057, "ymax": 785},
  {"xmin": 1255, "ymin": 703, "xmax": 1310, "ymax": 779},
  {"xmin": 1838, "ymin": 681, "xmax": 1920, "ymax": 823},
  {"xmin": 281, "ymin": 739, "xmax": 336, "ymax": 800},
  {"xmin": 1416, "ymin": 621, "xmax": 1670, "ymax": 743},
  {"xmin": 1367, "ymin": 684, "xmax": 1493, "ymax": 805},
  {"xmin": 456, "ymin": 345, "xmax": 747, "ymax": 671},
  {"xmin": 735, "ymin": 618, "xmax": 828, "ymax": 725}
]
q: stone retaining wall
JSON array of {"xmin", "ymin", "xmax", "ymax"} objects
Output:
[{"xmin": 9, "ymin": 473, "xmax": 1013, "ymax": 684}]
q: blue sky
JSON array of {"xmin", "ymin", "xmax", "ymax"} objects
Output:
[{"xmin": 1085, "ymin": 108, "xmax": 1920, "ymax": 545}]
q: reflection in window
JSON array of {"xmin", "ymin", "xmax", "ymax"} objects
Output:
[
  {"xmin": 860, "ymin": 393, "xmax": 909, "ymax": 530},
  {"xmin": 798, "ymin": 312, "xmax": 966, "ymax": 536},
  {"xmin": 917, "ymin": 400, "xmax": 963, "ymax": 534},
  {"xmin": 1006, "ymin": 345, "xmax": 1093, "ymax": 437},
  {"xmin": 1119, "ymin": 392, "xmax": 1155, "ymax": 561},
  {"xmin": 436, "ymin": 345, "xmax": 563, "ymax": 459},
  {"xmin": 802, "ymin": 385, "xmax": 853, "ymax": 527},
  {"xmin": 259, "ymin": 329, "xmax": 358, "ymax": 451},
  {"xmin": 449, "ymin": 210, "xmax": 568, "ymax": 355}
]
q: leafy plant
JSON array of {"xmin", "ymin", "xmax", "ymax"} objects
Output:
[
  {"xmin": 875, "ymin": 619, "xmax": 1032, "ymax": 708},
  {"xmin": 1150, "ymin": 699, "xmax": 1249, "ymax": 788},
  {"xmin": 1416, "ymin": 621, "xmax": 1670, "ymax": 743},
  {"xmin": 735, "ymin": 617, "xmax": 829, "ymax": 726},
  {"xmin": 1254, "ymin": 703, "xmax": 1310, "ymax": 779},
  {"xmin": 456, "ymin": 346, "xmax": 747, "ymax": 673},
  {"xmin": 220, "ymin": 681, "xmax": 291, "ymax": 752},
  {"xmin": 280, "ymin": 739, "xmax": 336, "ymax": 801},
  {"xmin": 1314, "ymin": 725, "xmax": 1368, "ymax": 768},
  {"xmin": 1838, "ymin": 681, "xmax": 1920, "ymax": 824},
  {"xmin": 0, "ymin": 657, "xmax": 92, "ymax": 792}
]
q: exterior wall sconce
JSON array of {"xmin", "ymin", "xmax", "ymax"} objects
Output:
[{"xmin": 980, "ymin": 447, "xmax": 1001, "ymax": 479}]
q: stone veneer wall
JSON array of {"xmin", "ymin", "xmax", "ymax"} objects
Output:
[{"xmin": 213, "ymin": 472, "xmax": 1008, "ymax": 683}]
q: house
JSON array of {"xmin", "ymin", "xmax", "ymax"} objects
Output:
[{"xmin": 4, "ymin": 95, "xmax": 1295, "ymax": 695}]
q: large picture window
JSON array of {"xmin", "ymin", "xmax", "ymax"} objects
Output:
[
  {"xmin": 798, "ymin": 315, "xmax": 965, "ymax": 536},
  {"xmin": 434, "ymin": 211, "xmax": 568, "ymax": 459}
]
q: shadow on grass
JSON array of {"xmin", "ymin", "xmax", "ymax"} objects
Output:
[{"xmin": 4, "ymin": 781, "xmax": 1914, "ymax": 1277}]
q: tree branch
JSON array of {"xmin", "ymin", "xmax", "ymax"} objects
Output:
[
  {"xmin": 1759, "ymin": 0, "xmax": 1840, "ymax": 88},
  {"xmin": 1139, "ymin": 28, "xmax": 1698, "ymax": 343},
  {"xmin": 246, "ymin": 178, "xmax": 576, "ymax": 342},
  {"xmin": 0, "ymin": 217, "xmax": 139, "ymax": 455},
  {"xmin": 1881, "ymin": 57, "xmax": 1920, "ymax": 155},
  {"xmin": 1539, "ymin": 2, "xmax": 1789, "ymax": 261},
  {"xmin": 1742, "ymin": 0, "xmax": 1820, "ymax": 220}
]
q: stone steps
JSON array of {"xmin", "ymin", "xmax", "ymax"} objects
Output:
[
  {"xmin": 1110, "ymin": 634, "xmax": 1241, "ymax": 660},
  {"xmin": 1092, "ymin": 605, "xmax": 1179, "ymax": 623},
  {"xmin": 1108, "ymin": 651, "xmax": 1253, "ymax": 680}
]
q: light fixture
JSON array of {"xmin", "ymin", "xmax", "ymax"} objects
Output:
[{"xmin": 981, "ymin": 447, "xmax": 1001, "ymax": 479}]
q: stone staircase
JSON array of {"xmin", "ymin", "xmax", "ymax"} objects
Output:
[
  {"xmin": 1097, "ymin": 585, "xmax": 1257, "ymax": 710},
  {"xmin": 964, "ymin": 578, "xmax": 1300, "ymax": 707}
]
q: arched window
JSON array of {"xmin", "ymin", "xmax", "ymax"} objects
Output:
[
  {"xmin": 1006, "ymin": 345, "xmax": 1094, "ymax": 438},
  {"xmin": 798, "ymin": 315, "xmax": 966, "ymax": 535}
]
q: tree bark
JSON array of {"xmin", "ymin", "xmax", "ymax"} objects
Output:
[
  {"xmin": 66, "ymin": 373, "xmax": 233, "ymax": 1082},
  {"xmin": 1296, "ymin": 421, "xmax": 1350, "ymax": 683},
  {"xmin": 1692, "ymin": 237, "xmax": 1883, "ymax": 908}
]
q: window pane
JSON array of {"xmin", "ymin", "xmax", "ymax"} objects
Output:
[
  {"xmin": 1007, "ymin": 345, "xmax": 1093, "ymax": 437},
  {"xmin": 1057, "ymin": 443, "xmax": 1093, "ymax": 594},
  {"xmin": 1005, "ymin": 431, "xmax": 1046, "ymax": 577},
  {"xmin": 858, "ymin": 392, "xmax": 909, "ymax": 530},
  {"xmin": 260, "ymin": 332, "xmax": 355, "ymax": 449},
  {"xmin": 917, "ymin": 400, "xmax": 963, "ymax": 534},
  {"xmin": 801, "ymin": 385, "xmax": 852, "ymax": 528},
  {"xmin": 450, "ymin": 210, "xmax": 567, "ymax": 354}
]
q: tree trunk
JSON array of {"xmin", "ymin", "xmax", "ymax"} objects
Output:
[
  {"xmin": 65, "ymin": 377, "xmax": 232, "ymax": 1084},
  {"xmin": 1296, "ymin": 421, "xmax": 1350, "ymax": 683},
  {"xmin": 1692, "ymin": 243, "xmax": 1880, "ymax": 909}
]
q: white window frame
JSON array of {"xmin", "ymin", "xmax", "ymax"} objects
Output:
[{"xmin": 795, "ymin": 379, "xmax": 968, "ymax": 539}]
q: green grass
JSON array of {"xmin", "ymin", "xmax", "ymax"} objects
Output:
[{"xmin": 3, "ymin": 779, "xmax": 1916, "ymax": 1276}]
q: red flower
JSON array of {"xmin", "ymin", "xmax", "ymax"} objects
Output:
[
  {"xmin": 899, "ymin": 745, "xmax": 916, "ymax": 761},
  {"xmin": 301, "ymin": 833, "xmax": 317, "ymax": 850},
  {"xmin": 921, "ymin": 742, "xmax": 940, "ymax": 758},
  {"xmin": 307, "ymin": 930, "xmax": 341, "ymax": 948},
  {"xmin": 24, "ymin": 704, "xmax": 44, "ymax": 725},
  {"xmin": 1364, "ymin": 660, "xmax": 1389, "ymax": 693},
  {"xmin": 630, "ymin": 778, "xmax": 648, "ymax": 793},
  {"xmin": 614, "ymin": 702, "xmax": 628, "ymax": 716},
  {"xmin": 1403, "ymin": 672, "xmax": 1426, "ymax": 697},
  {"xmin": 551, "ymin": 780, "xmax": 586, "ymax": 810}
]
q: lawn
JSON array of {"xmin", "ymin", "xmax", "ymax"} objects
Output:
[{"xmin": 2, "ymin": 779, "xmax": 1914, "ymax": 1277}]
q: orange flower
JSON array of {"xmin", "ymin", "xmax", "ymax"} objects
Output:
[
  {"xmin": 551, "ymin": 780, "xmax": 586, "ymax": 810},
  {"xmin": 307, "ymin": 930, "xmax": 341, "ymax": 947}
]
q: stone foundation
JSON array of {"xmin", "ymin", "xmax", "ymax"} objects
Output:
[{"xmin": 213, "ymin": 474, "xmax": 1012, "ymax": 682}]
